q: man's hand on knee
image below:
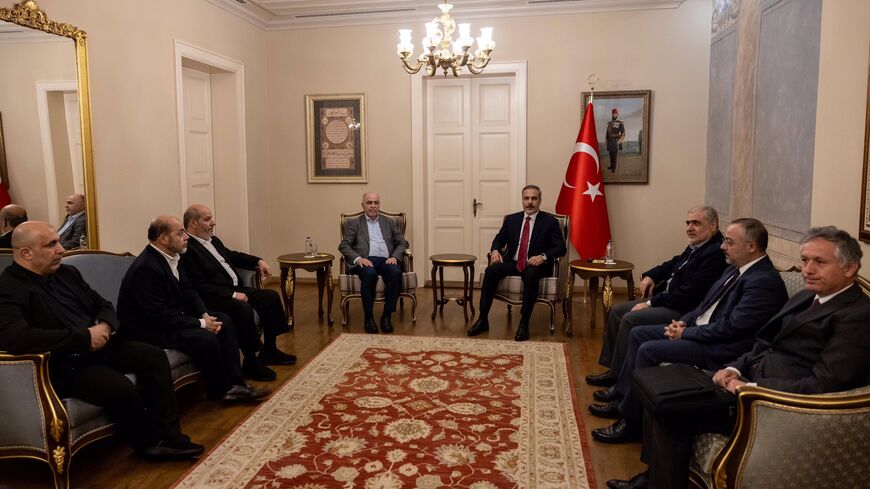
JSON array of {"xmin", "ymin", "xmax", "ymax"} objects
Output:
[
  {"xmin": 386, "ymin": 257, "xmax": 398, "ymax": 266},
  {"xmin": 490, "ymin": 250, "xmax": 503, "ymax": 264},
  {"xmin": 630, "ymin": 302, "xmax": 650, "ymax": 312},
  {"xmin": 357, "ymin": 258, "xmax": 374, "ymax": 268}
]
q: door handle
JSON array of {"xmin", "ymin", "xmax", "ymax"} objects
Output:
[{"xmin": 473, "ymin": 198, "xmax": 483, "ymax": 217}]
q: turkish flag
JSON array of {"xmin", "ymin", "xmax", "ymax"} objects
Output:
[
  {"xmin": 0, "ymin": 177, "xmax": 10, "ymax": 208},
  {"xmin": 555, "ymin": 102, "xmax": 611, "ymax": 259}
]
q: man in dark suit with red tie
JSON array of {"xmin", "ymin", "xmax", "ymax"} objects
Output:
[
  {"xmin": 467, "ymin": 185, "xmax": 567, "ymax": 341},
  {"xmin": 607, "ymin": 226, "xmax": 870, "ymax": 489}
]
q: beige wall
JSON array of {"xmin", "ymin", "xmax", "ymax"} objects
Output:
[
  {"xmin": 0, "ymin": 40, "xmax": 76, "ymax": 222},
  {"xmin": 30, "ymin": 0, "xmax": 270, "ymax": 254},
  {"xmin": 813, "ymin": 0, "xmax": 870, "ymax": 269},
  {"xmin": 267, "ymin": 0, "xmax": 713, "ymax": 275}
]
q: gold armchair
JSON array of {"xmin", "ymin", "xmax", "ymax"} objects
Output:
[
  {"xmin": 482, "ymin": 212, "xmax": 570, "ymax": 333},
  {"xmin": 338, "ymin": 210, "xmax": 417, "ymax": 325}
]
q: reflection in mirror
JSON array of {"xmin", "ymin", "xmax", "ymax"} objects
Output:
[
  {"xmin": 0, "ymin": 20, "xmax": 80, "ymax": 227},
  {"xmin": 0, "ymin": 1, "xmax": 98, "ymax": 248}
]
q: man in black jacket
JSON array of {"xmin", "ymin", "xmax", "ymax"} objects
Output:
[
  {"xmin": 586, "ymin": 205, "xmax": 727, "ymax": 388},
  {"xmin": 0, "ymin": 221, "xmax": 203, "ymax": 458},
  {"xmin": 117, "ymin": 216, "xmax": 269, "ymax": 403},
  {"xmin": 608, "ymin": 226, "xmax": 870, "ymax": 489},
  {"xmin": 467, "ymin": 185, "xmax": 567, "ymax": 341},
  {"xmin": 181, "ymin": 204, "xmax": 295, "ymax": 374}
]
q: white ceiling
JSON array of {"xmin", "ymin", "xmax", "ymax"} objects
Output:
[{"xmin": 206, "ymin": 0, "xmax": 687, "ymax": 30}]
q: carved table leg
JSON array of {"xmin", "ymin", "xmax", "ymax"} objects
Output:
[
  {"xmin": 603, "ymin": 274, "xmax": 614, "ymax": 325},
  {"xmin": 316, "ymin": 267, "xmax": 326, "ymax": 319},
  {"xmin": 285, "ymin": 267, "xmax": 296, "ymax": 329},
  {"xmin": 439, "ymin": 266, "xmax": 446, "ymax": 313},
  {"xmin": 461, "ymin": 265, "xmax": 469, "ymax": 322},
  {"xmin": 430, "ymin": 264, "xmax": 438, "ymax": 320},
  {"xmin": 588, "ymin": 276, "xmax": 599, "ymax": 329},
  {"xmin": 326, "ymin": 263, "xmax": 334, "ymax": 326}
]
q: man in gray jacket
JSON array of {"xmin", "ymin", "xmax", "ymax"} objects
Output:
[{"xmin": 338, "ymin": 192, "xmax": 408, "ymax": 334}]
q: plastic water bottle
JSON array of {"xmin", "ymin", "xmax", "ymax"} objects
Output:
[
  {"xmin": 78, "ymin": 234, "xmax": 88, "ymax": 249},
  {"xmin": 605, "ymin": 239, "xmax": 615, "ymax": 264},
  {"xmin": 304, "ymin": 236, "xmax": 317, "ymax": 258}
]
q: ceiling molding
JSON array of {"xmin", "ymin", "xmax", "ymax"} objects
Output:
[{"xmin": 207, "ymin": 0, "xmax": 687, "ymax": 31}]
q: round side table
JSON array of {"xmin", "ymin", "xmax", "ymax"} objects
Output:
[
  {"xmin": 429, "ymin": 254, "xmax": 477, "ymax": 321},
  {"xmin": 277, "ymin": 252, "xmax": 335, "ymax": 328},
  {"xmin": 567, "ymin": 259, "xmax": 635, "ymax": 333}
]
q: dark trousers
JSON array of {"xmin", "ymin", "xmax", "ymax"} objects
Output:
[
  {"xmin": 608, "ymin": 150, "xmax": 618, "ymax": 171},
  {"xmin": 174, "ymin": 311, "xmax": 244, "ymax": 400},
  {"xmin": 351, "ymin": 256, "xmax": 402, "ymax": 317},
  {"xmin": 56, "ymin": 340, "xmax": 182, "ymax": 449},
  {"xmin": 205, "ymin": 288, "xmax": 288, "ymax": 355},
  {"xmin": 615, "ymin": 324, "xmax": 714, "ymax": 422},
  {"xmin": 640, "ymin": 398, "xmax": 734, "ymax": 489},
  {"xmin": 598, "ymin": 300, "xmax": 681, "ymax": 379},
  {"xmin": 478, "ymin": 261, "xmax": 549, "ymax": 324}
]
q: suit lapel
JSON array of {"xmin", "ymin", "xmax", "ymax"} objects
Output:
[{"xmin": 773, "ymin": 285, "xmax": 862, "ymax": 342}]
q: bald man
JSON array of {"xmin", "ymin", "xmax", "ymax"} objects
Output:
[
  {"xmin": 117, "ymin": 216, "xmax": 270, "ymax": 403},
  {"xmin": 57, "ymin": 193, "xmax": 87, "ymax": 249},
  {"xmin": 181, "ymin": 204, "xmax": 295, "ymax": 371},
  {"xmin": 0, "ymin": 203, "xmax": 27, "ymax": 248},
  {"xmin": 0, "ymin": 222, "xmax": 203, "ymax": 458},
  {"xmin": 338, "ymin": 192, "xmax": 409, "ymax": 334}
]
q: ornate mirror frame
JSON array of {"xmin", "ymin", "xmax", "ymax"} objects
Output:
[{"xmin": 0, "ymin": 0, "xmax": 99, "ymax": 248}]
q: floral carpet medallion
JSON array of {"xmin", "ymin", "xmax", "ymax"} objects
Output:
[{"xmin": 173, "ymin": 334, "xmax": 594, "ymax": 489}]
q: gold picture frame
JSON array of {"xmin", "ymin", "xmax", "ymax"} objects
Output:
[
  {"xmin": 859, "ymin": 48, "xmax": 870, "ymax": 243},
  {"xmin": 581, "ymin": 89, "xmax": 652, "ymax": 184},
  {"xmin": 0, "ymin": 112, "xmax": 7, "ymax": 189},
  {"xmin": 305, "ymin": 93, "xmax": 367, "ymax": 183}
]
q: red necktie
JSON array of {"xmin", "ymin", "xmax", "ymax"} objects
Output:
[{"xmin": 517, "ymin": 216, "xmax": 531, "ymax": 272}]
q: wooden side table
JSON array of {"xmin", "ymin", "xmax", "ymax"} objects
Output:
[
  {"xmin": 277, "ymin": 253, "xmax": 335, "ymax": 328},
  {"xmin": 567, "ymin": 259, "xmax": 635, "ymax": 333},
  {"xmin": 429, "ymin": 254, "xmax": 477, "ymax": 321}
]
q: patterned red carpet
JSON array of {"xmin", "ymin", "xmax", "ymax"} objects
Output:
[{"xmin": 172, "ymin": 334, "xmax": 595, "ymax": 489}]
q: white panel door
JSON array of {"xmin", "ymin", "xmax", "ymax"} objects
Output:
[
  {"xmin": 426, "ymin": 75, "xmax": 518, "ymax": 283},
  {"xmin": 62, "ymin": 92, "xmax": 84, "ymax": 195},
  {"xmin": 182, "ymin": 67, "xmax": 215, "ymax": 210}
]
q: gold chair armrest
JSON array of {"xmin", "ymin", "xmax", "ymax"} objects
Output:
[{"xmin": 404, "ymin": 249, "xmax": 414, "ymax": 272}]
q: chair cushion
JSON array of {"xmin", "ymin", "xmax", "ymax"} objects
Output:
[
  {"xmin": 479, "ymin": 273, "xmax": 561, "ymax": 301},
  {"xmin": 166, "ymin": 349, "xmax": 199, "ymax": 384},
  {"xmin": 339, "ymin": 272, "xmax": 418, "ymax": 296}
]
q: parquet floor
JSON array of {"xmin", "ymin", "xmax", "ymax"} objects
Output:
[{"xmin": 0, "ymin": 283, "xmax": 646, "ymax": 489}]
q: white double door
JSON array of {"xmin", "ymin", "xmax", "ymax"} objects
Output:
[{"xmin": 426, "ymin": 74, "xmax": 522, "ymax": 283}]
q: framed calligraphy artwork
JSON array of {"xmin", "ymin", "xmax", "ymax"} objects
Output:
[{"xmin": 305, "ymin": 94, "xmax": 367, "ymax": 183}]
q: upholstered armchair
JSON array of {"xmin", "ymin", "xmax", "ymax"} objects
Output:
[
  {"xmin": 689, "ymin": 384, "xmax": 870, "ymax": 489},
  {"xmin": 481, "ymin": 212, "xmax": 570, "ymax": 333},
  {"xmin": 689, "ymin": 274, "xmax": 870, "ymax": 489},
  {"xmin": 338, "ymin": 210, "xmax": 418, "ymax": 325}
]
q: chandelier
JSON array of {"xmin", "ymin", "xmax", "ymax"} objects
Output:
[{"xmin": 396, "ymin": 3, "xmax": 495, "ymax": 77}]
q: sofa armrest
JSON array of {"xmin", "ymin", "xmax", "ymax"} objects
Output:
[
  {"xmin": 710, "ymin": 384, "xmax": 870, "ymax": 489},
  {"xmin": 0, "ymin": 351, "xmax": 72, "ymax": 484}
]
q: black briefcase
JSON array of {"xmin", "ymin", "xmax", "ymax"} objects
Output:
[{"xmin": 632, "ymin": 364, "xmax": 735, "ymax": 415}]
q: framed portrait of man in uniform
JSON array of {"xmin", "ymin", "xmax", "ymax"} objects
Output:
[
  {"xmin": 581, "ymin": 90, "xmax": 651, "ymax": 184},
  {"xmin": 305, "ymin": 93, "xmax": 367, "ymax": 183}
]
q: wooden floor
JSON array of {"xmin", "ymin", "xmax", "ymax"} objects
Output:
[{"xmin": 0, "ymin": 284, "xmax": 646, "ymax": 489}]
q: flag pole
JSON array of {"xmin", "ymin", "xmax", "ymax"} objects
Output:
[{"xmin": 587, "ymin": 73, "xmax": 599, "ymax": 103}]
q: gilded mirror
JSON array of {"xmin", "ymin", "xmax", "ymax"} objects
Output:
[{"xmin": 0, "ymin": 0, "xmax": 98, "ymax": 248}]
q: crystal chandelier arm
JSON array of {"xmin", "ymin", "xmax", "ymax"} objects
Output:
[{"xmin": 400, "ymin": 55, "xmax": 424, "ymax": 74}]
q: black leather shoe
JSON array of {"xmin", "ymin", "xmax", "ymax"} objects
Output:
[
  {"xmin": 380, "ymin": 315, "xmax": 394, "ymax": 333},
  {"xmin": 593, "ymin": 386, "xmax": 621, "ymax": 403},
  {"xmin": 139, "ymin": 436, "xmax": 205, "ymax": 459},
  {"xmin": 242, "ymin": 358, "xmax": 277, "ymax": 381},
  {"xmin": 514, "ymin": 323, "xmax": 530, "ymax": 342},
  {"xmin": 467, "ymin": 318, "xmax": 489, "ymax": 336},
  {"xmin": 588, "ymin": 400, "xmax": 621, "ymax": 419},
  {"xmin": 223, "ymin": 384, "xmax": 271, "ymax": 402},
  {"xmin": 259, "ymin": 348, "xmax": 297, "ymax": 366},
  {"xmin": 606, "ymin": 471, "xmax": 649, "ymax": 489},
  {"xmin": 591, "ymin": 419, "xmax": 641, "ymax": 444},
  {"xmin": 586, "ymin": 370, "xmax": 616, "ymax": 387},
  {"xmin": 364, "ymin": 316, "xmax": 378, "ymax": 334}
]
